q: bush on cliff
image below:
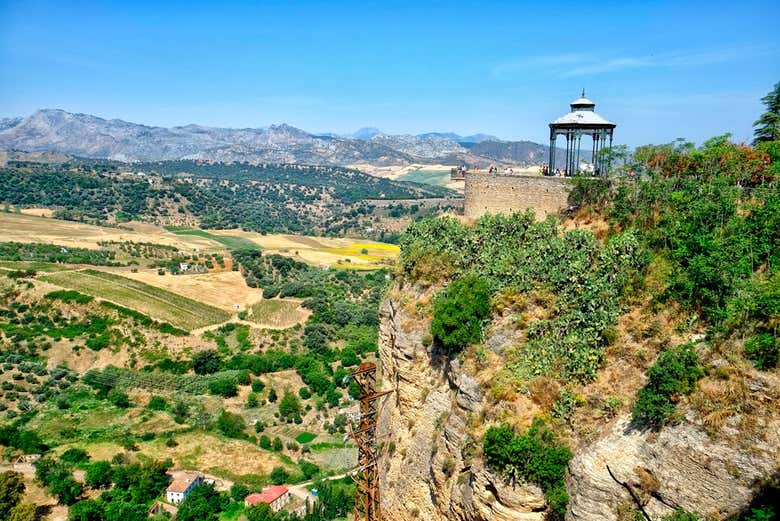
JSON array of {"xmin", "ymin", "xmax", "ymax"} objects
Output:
[
  {"xmin": 431, "ymin": 276, "xmax": 491, "ymax": 353},
  {"xmin": 632, "ymin": 343, "xmax": 703, "ymax": 429},
  {"xmin": 483, "ymin": 419, "xmax": 572, "ymax": 518}
]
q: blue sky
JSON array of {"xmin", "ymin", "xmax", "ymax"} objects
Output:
[{"xmin": 1, "ymin": 0, "xmax": 778, "ymax": 147}]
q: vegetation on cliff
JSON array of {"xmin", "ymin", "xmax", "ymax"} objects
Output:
[
  {"xmin": 400, "ymin": 213, "xmax": 646, "ymax": 380},
  {"xmin": 396, "ymin": 134, "xmax": 780, "ymax": 518}
]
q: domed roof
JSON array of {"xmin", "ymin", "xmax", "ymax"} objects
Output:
[
  {"xmin": 570, "ymin": 89, "xmax": 596, "ymax": 110},
  {"xmin": 549, "ymin": 90, "xmax": 616, "ymax": 129}
]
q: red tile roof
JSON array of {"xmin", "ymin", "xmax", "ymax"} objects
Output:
[{"xmin": 245, "ymin": 485, "xmax": 289, "ymax": 505}]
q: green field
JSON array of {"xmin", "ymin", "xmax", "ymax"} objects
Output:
[
  {"xmin": 166, "ymin": 227, "xmax": 261, "ymax": 251},
  {"xmin": 0, "ymin": 260, "xmax": 76, "ymax": 272},
  {"xmin": 41, "ymin": 269, "xmax": 230, "ymax": 330},
  {"xmin": 396, "ymin": 169, "xmax": 451, "ymax": 187},
  {"xmin": 295, "ymin": 431, "xmax": 317, "ymax": 444}
]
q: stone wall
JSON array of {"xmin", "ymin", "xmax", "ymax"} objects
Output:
[{"xmin": 464, "ymin": 173, "xmax": 570, "ymax": 219}]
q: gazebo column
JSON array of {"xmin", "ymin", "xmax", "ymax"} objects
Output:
[
  {"xmin": 549, "ymin": 132, "xmax": 556, "ymax": 174},
  {"xmin": 607, "ymin": 131, "xmax": 614, "ymax": 174},
  {"xmin": 575, "ymin": 133, "xmax": 582, "ymax": 175}
]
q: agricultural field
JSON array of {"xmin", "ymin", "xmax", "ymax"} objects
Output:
[
  {"xmin": 106, "ymin": 267, "xmax": 262, "ymax": 314},
  {"xmin": 250, "ymin": 299, "xmax": 310, "ymax": 329},
  {"xmin": 396, "ymin": 168, "xmax": 453, "ymax": 187},
  {"xmin": 207, "ymin": 229, "xmax": 400, "ymax": 269},
  {"xmin": 0, "ymin": 212, "xmax": 220, "ymax": 251},
  {"xmin": 41, "ymin": 269, "xmax": 230, "ymax": 330},
  {"xmin": 166, "ymin": 226, "xmax": 261, "ymax": 251}
]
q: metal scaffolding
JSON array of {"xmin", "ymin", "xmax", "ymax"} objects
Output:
[{"xmin": 348, "ymin": 361, "xmax": 392, "ymax": 521}]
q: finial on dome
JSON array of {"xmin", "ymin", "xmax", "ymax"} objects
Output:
[{"xmin": 582, "ymin": 88, "xmax": 586, "ymax": 98}]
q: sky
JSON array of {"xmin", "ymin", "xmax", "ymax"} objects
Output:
[{"xmin": 0, "ymin": 0, "xmax": 778, "ymax": 147}]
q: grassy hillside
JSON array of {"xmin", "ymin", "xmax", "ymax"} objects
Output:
[{"xmin": 0, "ymin": 158, "xmax": 457, "ymax": 239}]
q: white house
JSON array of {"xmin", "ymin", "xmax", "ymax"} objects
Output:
[{"xmin": 166, "ymin": 470, "xmax": 203, "ymax": 505}]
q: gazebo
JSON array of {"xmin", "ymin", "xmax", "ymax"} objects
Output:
[{"xmin": 548, "ymin": 91, "xmax": 616, "ymax": 176}]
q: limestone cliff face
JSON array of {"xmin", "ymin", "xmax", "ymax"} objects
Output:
[
  {"xmin": 378, "ymin": 284, "xmax": 780, "ymax": 521},
  {"xmin": 377, "ymin": 287, "xmax": 546, "ymax": 521},
  {"xmin": 567, "ymin": 413, "xmax": 780, "ymax": 520}
]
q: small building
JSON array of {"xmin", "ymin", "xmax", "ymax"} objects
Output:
[
  {"xmin": 166, "ymin": 470, "xmax": 203, "ymax": 505},
  {"xmin": 548, "ymin": 90, "xmax": 616, "ymax": 176},
  {"xmin": 244, "ymin": 485, "xmax": 291, "ymax": 512},
  {"xmin": 179, "ymin": 262, "xmax": 189, "ymax": 272},
  {"xmin": 148, "ymin": 500, "xmax": 178, "ymax": 518}
]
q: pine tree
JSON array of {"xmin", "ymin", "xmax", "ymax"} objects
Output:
[{"xmin": 753, "ymin": 82, "xmax": 780, "ymax": 144}]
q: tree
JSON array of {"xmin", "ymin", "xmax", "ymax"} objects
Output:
[
  {"xmin": 60, "ymin": 448, "xmax": 90, "ymax": 464},
  {"xmin": 0, "ymin": 471, "xmax": 25, "ymax": 521},
  {"xmin": 754, "ymin": 82, "xmax": 780, "ymax": 144},
  {"xmin": 272, "ymin": 437, "xmax": 283, "ymax": 452},
  {"xmin": 431, "ymin": 276, "xmax": 491, "ymax": 353},
  {"xmin": 216, "ymin": 410, "xmax": 246, "ymax": 439},
  {"xmin": 269, "ymin": 466, "xmax": 289, "ymax": 485},
  {"xmin": 50, "ymin": 478, "xmax": 83, "ymax": 505},
  {"xmin": 192, "ymin": 350, "xmax": 221, "ymax": 375},
  {"xmin": 278, "ymin": 391, "xmax": 301, "ymax": 420},
  {"xmin": 85, "ymin": 461, "xmax": 113, "ymax": 489},
  {"xmin": 68, "ymin": 499, "xmax": 104, "ymax": 521},
  {"xmin": 208, "ymin": 378, "xmax": 238, "ymax": 398},
  {"xmin": 245, "ymin": 503, "xmax": 275, "ymax": 521},
  {"xmin": 176, "ymin": 483, "xmax": 228, "ymax": 521},
  {"xmin": 268, "ymin": 388, "xmax": 277, "ymax": 402},
  {"xmin": 259, "ymin": 435, "xmax": 271, "ymax": 449},
  {"xmin": 8, "ymin": 502, "xmax": 36, "ymax": 521},
  {"xmin": 107, "ymin": 389, "xmax": 130, "ymax": 408},
  {"xmin": 229, "ymin": 483, "xmax": 250, "ymax": 502}
]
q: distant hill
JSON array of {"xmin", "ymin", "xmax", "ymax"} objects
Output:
[
  {"xmin": 0, "ymin": 109, "xmax": 557, "ymax": 167},
  {"xmin": 417, "ymin": 132, "xmax": 499, "ymax": 143},
  {"xmin": 463, "ymin": 139, "xmax": 565, "ymax": 165}
]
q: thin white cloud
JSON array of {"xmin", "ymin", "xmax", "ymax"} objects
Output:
[{"xmin": 494, "ymin": 45, "xmax": 777, "ymax": 78}]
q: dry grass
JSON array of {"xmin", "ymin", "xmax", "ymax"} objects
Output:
[
  {"xmin": 250, "ymin": 299, "xmax": 309, "ymax": 329},
  {"xmin": 103, "ymin": 267, "xmax": 260, "ymax": 312},
  {"xmin": 0, "ymin": 212, "xmax": 215, "ymax": 251},
  {"xmin": 41, "ymin": 269, "xmax": 230, "ymax": 330}
]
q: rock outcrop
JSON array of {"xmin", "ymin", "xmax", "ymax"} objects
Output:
[
  {"xmin": 377, "ymin": 288, "xmax": 546, "ymax": 521},
  {"xmin": 568, "ymin": 414, "xmax": 780, "ymax": 520},
  {"xmin": 378, "ymin": 285, "xmax": 780, "ymax": 521}
]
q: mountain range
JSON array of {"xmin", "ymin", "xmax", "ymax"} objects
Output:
[{"xmin": 0, "ymin": 109, "xmax": 559, "ymax": 167}]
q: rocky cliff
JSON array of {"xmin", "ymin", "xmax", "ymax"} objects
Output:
[
  {"xmin": 377, "ymin": 283, "xmax": 780, "ymax": 520},
  {"xmin": 377, "ymin": 285, "xmax": 547, "ymax": 521}
]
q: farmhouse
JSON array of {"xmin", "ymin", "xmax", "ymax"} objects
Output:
[
  {"xmin": 244, "ymin": 485, "xmax": 291, "ymax": 512},
  {"xmin": 166, "ymin": 470, "xmax": 203, "ymax": 505}
]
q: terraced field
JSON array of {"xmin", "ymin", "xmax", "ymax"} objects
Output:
[{"xmin": 41, "ymin": 269, "xmax": 230, "ymax": 330}]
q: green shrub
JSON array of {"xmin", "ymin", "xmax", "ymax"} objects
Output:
[
  {"xmin": 216, "ymin": 410, "xmax": 246, "ymax": 439},
  {"xmin": 431, "ymin": 276, "xmax": 491, "ymax": 353},
  {"xmin": 632, "ymin": 343, "xmax": 702, "ymax": 429},
  {"xmin": 269, "ymin": 466, "xmax": 288, "ymax": 485},
  {"xmin": 259, "ymin": 435, "xmax": 271, "ymax": 449},
  {"xmin": 147, "ymin": 396, "xmax": 167, "ymax": 411},
  {"xmin": 483, "ymin": 419, "xmax": 572, "ymax": 517},
  {"xmin": 107, "ymin": 389, "xmax": 130, "ymax": 408},
  {"xmin": 744, "ymin": 333, "xmax": 778, "ymax": 370},
  {"xmin": 208, "ymin": 378, "xmax": 237, "ymax": 398},
  {"xmin": 60, "ymin": 448, "xmax": 90, "ymax": 465}
]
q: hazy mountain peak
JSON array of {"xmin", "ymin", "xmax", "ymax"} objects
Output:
[
  {"xmin": 0, "ymin": 109, "xmax": 555, "ymax": 167},
  {"xmin": 348, "ymin": 127, "xmax": 383, "ymax": 140}
]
